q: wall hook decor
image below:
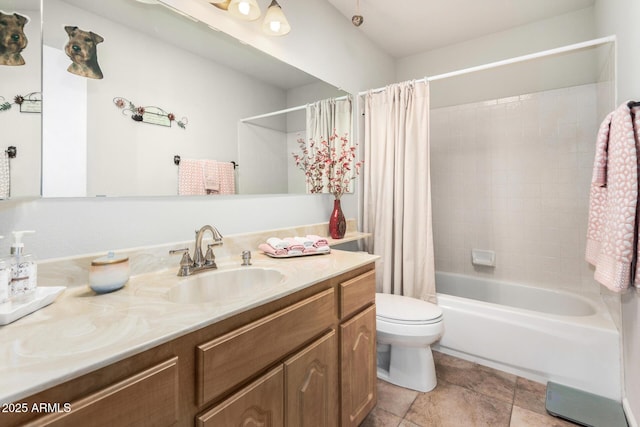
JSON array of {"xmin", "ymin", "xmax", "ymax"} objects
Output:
[
  {"xmin": 0, "ymin": 92, "xmax": 41, "ymax": 113},
  {"xmin": 113, "ymin": 97, "xmax": 188, "ymax": 129}
]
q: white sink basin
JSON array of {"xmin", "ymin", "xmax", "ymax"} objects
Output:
[{"xmin": 165, "ymin": 268, "xmax": 286, "ymax": 304}]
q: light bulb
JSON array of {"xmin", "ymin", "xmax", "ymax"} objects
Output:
[
  {"xmin": 238, "ymin": 1, "xmax": 250, "ymax": 15},
  {"xmin": 262, "ymin": 0, "xmax": 290, "ymax": 35},
  {"xmin": 269, "ymin": 20, "xmax": 281, "ymax": 32}
]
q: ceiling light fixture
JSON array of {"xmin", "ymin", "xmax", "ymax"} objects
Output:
[
  {"xmin": 228, "ymin": 0, "xmax": 261, "ymax": 21},
  {"xmin": 262, "ymin": 0, "xmax": 290, "ymax": 36},
  {"xmin": 352, "ymin": 0, "xmax": 363, "ymax": 27},
  {"xmin": 209, "ymin": 0, "xmax": 231, "ymax": 10}
]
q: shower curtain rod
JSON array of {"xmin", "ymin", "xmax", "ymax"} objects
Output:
[
  {"xmin": 240, "ymin": 94, "xmax": 350, "ymax": 123},
  {"xmin": 358, "ymin": 35, "xmax": 616, "ymax": 96}
]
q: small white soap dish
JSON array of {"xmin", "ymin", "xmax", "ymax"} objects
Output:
[{"xmin": 471, "ymin": 249, "xmax": 496, "ymax": 267}]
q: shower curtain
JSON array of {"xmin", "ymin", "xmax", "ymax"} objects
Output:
[
  {"xmin": 363, "ymin": 81, "xmax": 436, "ymax": 303},
  {"xmin": 306, "ymin": 96, "xmax": 353, "ymax": 192}
]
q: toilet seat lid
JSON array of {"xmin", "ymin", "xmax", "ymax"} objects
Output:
[{"xmin": 376, "ymin": 293, "xmax": 442, "ymax": 324}]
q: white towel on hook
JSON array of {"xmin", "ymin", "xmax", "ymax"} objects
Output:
[{"xmin": 0, "ymin": 150, "xmax": 9, "ymax": 200}]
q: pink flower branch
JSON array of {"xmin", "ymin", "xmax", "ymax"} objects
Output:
[{"xmin": 292, "ymin": 131, "xmax": 363, "ymax": 199}]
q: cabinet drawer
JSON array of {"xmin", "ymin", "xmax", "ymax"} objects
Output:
[
  {"xmin": 197, "ymin": 288, "xmax": 335, "ymax": 405},
  {"xmin": 197, "ymin": 366, "xmax": 283, "ymax": 427},
  {"xmin": 30, "ymin": 357, "xmax": 179, "ymax": 427},
  {"xmin": 340, "ymin": 270, "xmax": 375, "ymax": 319}
]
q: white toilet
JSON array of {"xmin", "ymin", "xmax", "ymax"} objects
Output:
[{"xmin": 375, "ymin": 293, "xmax": 444, "ymax": 392}]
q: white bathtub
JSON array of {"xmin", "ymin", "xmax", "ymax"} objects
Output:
[{"xmin": 434, "ymin": 272, "xmax": 621, "ymax": 400}]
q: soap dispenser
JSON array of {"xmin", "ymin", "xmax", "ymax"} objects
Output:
[
  {"xmin": 10, "ymin": 230, "xmax": 37, "ymax": 298},
  {"xmin": 0, "ymin": 236, "xmax": 9, "ymax": 303}
]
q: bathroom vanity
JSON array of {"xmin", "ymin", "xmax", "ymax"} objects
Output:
[{"xmin": 0, "ymin": 242, "xmax": 377, "ymax": 427}]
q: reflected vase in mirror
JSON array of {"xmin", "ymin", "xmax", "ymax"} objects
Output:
[{"xmin": 329, "ymin": 198, "xmax": 346, "ymax": 239}]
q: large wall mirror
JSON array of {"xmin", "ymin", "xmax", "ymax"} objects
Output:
[
  {"xmin": 6, "ymin": 0, "xmax": 351, "ymax": 198},
  {"xmin": 0, "ymin": 0, "xmax": 41, "ymax": 199}
]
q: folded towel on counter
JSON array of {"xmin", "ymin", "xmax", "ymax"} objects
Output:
[
  {"xmin": 259, "ymin": 236, "xmax": 330, "ymax": 257},
  {"xmin": 316, "ymin": 245, "xmax": 331, "ymax": 254},
  {"xmin": 306, "ymin": 235, "xmax": 329, "ymax": 247},
  {"xmin": 258, "ymin": 243, "xmax": 288, "ymax": 256},
  {"xmin": 267, "ymin": 237, "xmax": 290, "ymax": 250},
  {"xmin": 294, "ymin": 236, "xmax": 315, "ymax": 247},
  {"xmin": 284, "ymin": 237, "xmax": 305, "ymax": 251}
]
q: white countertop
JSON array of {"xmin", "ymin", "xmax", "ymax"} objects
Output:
[{"xmin": 0, "ymin": 244, "xmax": 376, "ymax": 405}]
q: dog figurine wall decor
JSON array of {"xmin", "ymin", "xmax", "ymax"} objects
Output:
[
  {"xmin": 64, "ymin": 26, "xmax": 104, "ymax": 79},
  {"xmin": 0, "ymin": 11, "xmax": 29, "ymax": 66}
]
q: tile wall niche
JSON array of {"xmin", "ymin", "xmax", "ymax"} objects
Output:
[{"xmin": 430, "ymin": 83, "xmax": 603, "ymax": 293}]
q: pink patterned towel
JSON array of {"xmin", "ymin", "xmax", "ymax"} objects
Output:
[
  {"xmin": 178, "ymin": 159, "xmax": 235, "ymax": 195},
  {"xmin": 586, "ymin": 103, "xmax": 639, "ymax": 292},
  {"xmin": 178, "ymin": 159, "xmax": 206, "ymax": 195},
  {"xmin": 216, "ymin": 161, "xmax": 236, "ymax": 195}
]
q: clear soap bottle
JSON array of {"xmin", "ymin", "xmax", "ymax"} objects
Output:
[{"xmin": 10, "ymin": 230, "xmax": 37, "ymax": 299}]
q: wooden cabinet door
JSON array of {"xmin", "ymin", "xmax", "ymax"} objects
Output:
[
  {"xmin": 340, "ymin": 305, "xmax": 376, "ymax": 427},
  {"xmin": 284, "ymin": 330, "xmax": 338, "ymax": 427},
  {"xmin": 197, "ymin": 366, "xmax": 283, "ymax": 427}
]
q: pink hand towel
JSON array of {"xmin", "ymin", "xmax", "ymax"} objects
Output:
[
  {"xmin": 586, "ymin": 103, "xmax": 638, "ymax": 292},
  {"xmin": 306, "ymin": 234, "xmax": 329, "ymax": 247},
  {"xmin": 315, "ymin": 245, "xmax": 331, "ymax": 254},
  {"xmin": 178, "ymin": 159, "xmax": 206, "ymax": 195},
  {"xmin": 259, "ymin": 243, "xmax": 287, "ymax": 256},
  {"xmin": 284, "ymin": 237, "xmax": 305, "ymax": 251}
]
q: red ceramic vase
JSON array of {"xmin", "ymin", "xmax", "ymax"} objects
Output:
[{"xmin": 329, "ymin": 198, "xmax": 346, "ymax": 239}]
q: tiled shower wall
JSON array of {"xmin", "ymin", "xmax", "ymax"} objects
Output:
[{"xmin": 430, "ymin": 83, "xmax": 602, "ymax": 293}]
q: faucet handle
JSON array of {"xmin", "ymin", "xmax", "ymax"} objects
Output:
[
  {"xmin": 170, "ymin": 248, "xmax": 191, "ymax": 261},
  {"xmin": 204, "ymin": 244, "xmax": 218, "ymax": 268},
  {"xmin": 170, "ymin": 248, "xmax": 193, "ymax": 276}
]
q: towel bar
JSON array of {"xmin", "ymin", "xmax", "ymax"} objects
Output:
[{"xmin": 173, "ymin": 155, "xmax": 238, "ymax": 169}]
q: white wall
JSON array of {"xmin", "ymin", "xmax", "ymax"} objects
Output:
[
  {"xmin": 398, "ymin": 6, "xmax": 596, "ymax": 78},
  {"xmin": 237, "ymin": 124, "xmax": 287, "ymax": 194},
  {"xmin": 594, "ymin": 0, "xmax": 640, "ymax": 422},
  {"xmin": 0, "ymin": 0, "xmax": 395, "ymax": 260}
]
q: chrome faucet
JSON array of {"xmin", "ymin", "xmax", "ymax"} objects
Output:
[{"xmin": 169, "ymin": 225, "xmax": 224, "ymax": 276}]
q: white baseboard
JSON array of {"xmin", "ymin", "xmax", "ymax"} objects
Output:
[{"xmin": 624, "ymin": 397, "xmax": 638, "ymax": 427}]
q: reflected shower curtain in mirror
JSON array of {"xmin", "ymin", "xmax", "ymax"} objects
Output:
[
  {"xmin": 305, "ymin": 96, "xmax": 353, "ymax": 192},
  {"xmin": 363, "ymin": 81, "xmax": 436, "ymax": 303}
]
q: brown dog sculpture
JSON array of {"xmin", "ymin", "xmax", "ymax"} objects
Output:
[
  {"xmin": 0, "ymin": 11, "xmax": 29, "ymax": 66},
  {"xmin": 64, "ymin": 26, "xmax": 104, "ymax": 79}
]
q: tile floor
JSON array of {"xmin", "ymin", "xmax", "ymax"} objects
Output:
[{"xmin": 360, "ymin": 351, "xmax": 580, "ymax": 427}]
